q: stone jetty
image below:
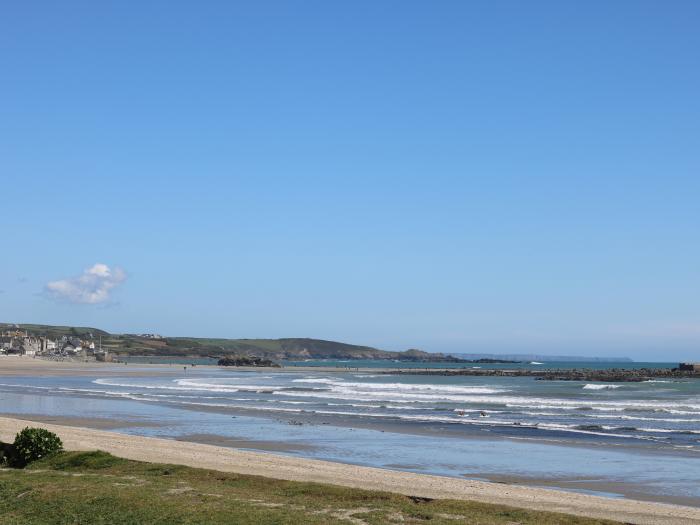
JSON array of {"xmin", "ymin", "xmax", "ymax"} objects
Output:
[{"xmin": 381, "ymin": 367, "xmax": 700, "ymax": 382}]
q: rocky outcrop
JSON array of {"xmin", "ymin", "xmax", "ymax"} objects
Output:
[{"xmin": 217, "ymin": 356, "xmax": 280, "ymax": 368}]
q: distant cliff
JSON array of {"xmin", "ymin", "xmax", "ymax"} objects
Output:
[{"xmin": 451, "ymin": 353, "xmax": 633, "ymax": 363}]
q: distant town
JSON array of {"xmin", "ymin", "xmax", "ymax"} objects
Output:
[{"xmin": 0, "ymin": 325, "xmax": 116, "ymax": 361}]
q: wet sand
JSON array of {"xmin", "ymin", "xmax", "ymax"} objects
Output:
[
  {"xmin": 173, "ymin": 433, "xmax": 316, "ymax": 452},
  {"xmin": 0, "ymin": 413, "xmax": 163, "ymax": 431},
  {"xmin": 0, "ymin": 409, "xmax": 319, "ymax": 455},
  {"xmin": 467, "ymin": 472, "xmax": 700, "ymax": 509},
  {"xmin": 1, "ymin": 415, "xmax": 698, "ymax": 524},
  {"xmin": 0, "ymin": 356, "xmax": 185, "ymax": 377},
  {"xmin": 167, "ymin": 397, "xmax": 700, "ymax": 461}
]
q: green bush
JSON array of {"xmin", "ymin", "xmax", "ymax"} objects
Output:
[{"xmin": 11, "ymin": 427, "xmax": 63, "ymax": 467}]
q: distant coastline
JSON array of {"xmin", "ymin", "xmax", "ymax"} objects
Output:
[
  {"xmin": 452, "ymin": 353, "xmax": 634, "ymax": 363},
  {"xmin": 2, "ymin": 322, "xmax": 632, "ymax": 365}
]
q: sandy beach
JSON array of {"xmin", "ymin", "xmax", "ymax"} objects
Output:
[
  {"xmin": 1, "ymin": 415, "xmax": 699, "ymax": 524},
  {"xmin": 0, "ymin": 356, "xmax": 189, "ymax": 377}
]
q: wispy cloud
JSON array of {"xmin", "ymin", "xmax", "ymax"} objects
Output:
[{"xmin": 45, "ymin": 263, "xmax": 126, "ymax": 304}]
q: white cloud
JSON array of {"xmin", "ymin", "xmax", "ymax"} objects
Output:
[{"xmin": 45, "ymin": 264, "xmax": 126, "ymax": 304}]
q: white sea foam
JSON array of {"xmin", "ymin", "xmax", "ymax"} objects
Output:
[
  {"xmin": 637, "ymin": 427, "xmax": 700, "ymax": 434},
  {"xmin": 276, "ymin": 387, "xmax": 700, "ymax": 415},
  {"xmin": 276, "ymin": 389, "xmax": 505, "ymax": 404},
  {"xmin": 84, "ymin": 375, "xmax": 700, "ymax": 441},
  {"xmin": 292, "ymin": 378, "xmax": 508, "ymax": 395},
  {"xmin": 83, "ymin": 378, "xmax": 700, "ymax": 417},
  {"xmin": 0, "ymin": 383, "xmax": 53, "ymax": 391},
  {"xmin": 94, "ymin": 378, "xmax": 284, "ymax": 394},
  {"xmin": 579, "ymin": 413, "xmax": 700, "ymax": 423},
  {"xmin": 291, "ymin": 378, "xmax": 341, "ymax": 384},
  {"xmin": 453, "ymin": 409, "xmax": 502, "ymax": 414},
  {"xmin": 156, "ymin": 399, "xmax": 645, "ymax": 439},
  {"xmin": 503, "ymin": 397, "xmax": 700, "ymax": 411},
  {"xmin": 175, "ymin": 379, "xmax": 283, "ymax": 392}
]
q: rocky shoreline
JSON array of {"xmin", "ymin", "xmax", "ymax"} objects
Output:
[{"xmin": 381, "ymin": 367, "xmax": 700, "ymax": 382}]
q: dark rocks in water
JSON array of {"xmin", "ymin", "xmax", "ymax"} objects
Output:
[
  {"xmin": 467, "ymin": 358, "xmax": 520, "ymax": 364},
  {"xmin": 383, "ymin": 367, "xmax": 700, "ymax": 382},
  {"xmin": 575, "ymin": 424, "xmax": 605, "ymax": 432},
  {"xmin": 217, "ymin": 356, "xmax": 280, "ymax": 368},
  {"xmin": 533, "ymin": 368, "xmax": 700, "ymax": 382}
]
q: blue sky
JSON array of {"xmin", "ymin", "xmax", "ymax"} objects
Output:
[{"xmin": 1, "ymin": 1, "xmax": 699, "ymax": 360}]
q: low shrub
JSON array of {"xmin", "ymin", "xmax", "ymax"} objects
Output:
[
  {"xmin": 11, "ymin": 427, "xmax": 63, "ymax": 467},
  {"xmin": 35, "ymin": 450, "xmax": 126, "ymax": 471}
]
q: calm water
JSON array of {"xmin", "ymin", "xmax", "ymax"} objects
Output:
[
  {"xmin": 1, "ymin": 362, "xmax": 699, "ymax": 504},
  {"xmin": 281, "ymin": 359, "xmax": 678, "ymax": 370}
]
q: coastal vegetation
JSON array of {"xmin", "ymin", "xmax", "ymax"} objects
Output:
[
  {"xmin": 0, "ymin": 448, "xmax": 620, "ymax": 525},
  {"xmin": 2, "ymin": 427, "xmax": 63, "ymax": 468}
]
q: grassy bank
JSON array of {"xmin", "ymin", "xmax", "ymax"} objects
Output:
[{"xmin": 0, "ymin": 451, "xmax": 618, "ymax": 525}]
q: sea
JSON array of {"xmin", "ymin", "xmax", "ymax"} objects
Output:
[{"xmin": 1, "ymin": 359, "xmax": 699, "ymax": 505}]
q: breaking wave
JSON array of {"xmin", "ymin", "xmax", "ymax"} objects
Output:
[{"xmin": 582, "ymin": 384, "xmax": 621, "ymax": 390}]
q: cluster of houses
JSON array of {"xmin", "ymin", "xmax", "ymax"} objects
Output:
[{"xmin": 0, "ymin": 328, "xmax": 112, "ymax": 361}]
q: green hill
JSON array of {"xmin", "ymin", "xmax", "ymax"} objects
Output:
[{"xmin": 1, "ymin": 323, "xmax": 463, "ymax": 362}]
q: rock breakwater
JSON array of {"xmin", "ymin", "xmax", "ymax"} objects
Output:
[{"xmin": 381, "ymin": 367, "xmax": 700, "ymax": 382}]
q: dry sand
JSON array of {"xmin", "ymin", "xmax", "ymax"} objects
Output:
[
  {"xmin": 1, "ymin": 416, "xmax": 699, "ymax": 524},
  {"xmin": 0, "ymin": 356, "xmax": 183, "ymax": 377}
]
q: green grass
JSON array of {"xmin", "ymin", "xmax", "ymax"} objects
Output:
[{"xmin": 0, "ymin": 451, "xmax": 620, "ymax": 525}]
